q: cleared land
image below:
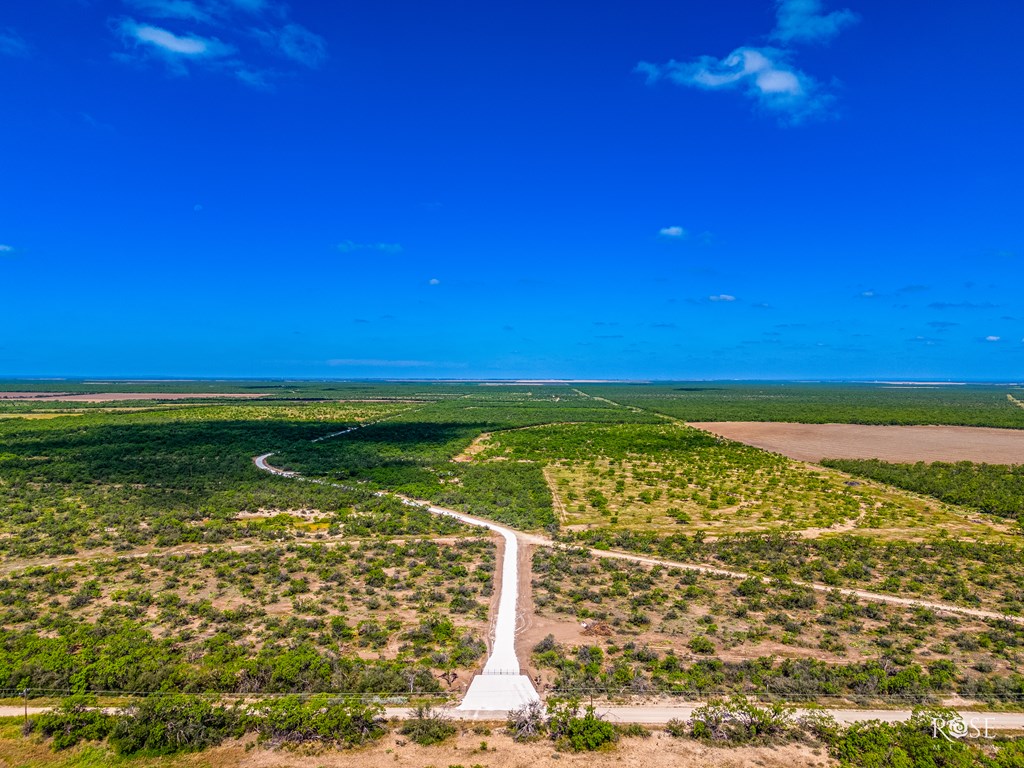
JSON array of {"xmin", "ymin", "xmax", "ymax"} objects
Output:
[
  {"xmin": 0, "ymin": 391, "xmax": 267, "ymax": 401},
  {"xmin": 689, "ymin": 422, "xmax": 1024, "ymax": 464},
  {"xmin": 0, "ymin": 723, "xmax": 829, "ymax": 768}
]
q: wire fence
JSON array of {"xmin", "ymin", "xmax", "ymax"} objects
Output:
[{"xmin": 2, "ymin": 686, "xmax": 1023, "ymax": 703}]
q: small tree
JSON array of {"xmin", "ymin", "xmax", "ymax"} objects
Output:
[{"xmin": 546, "ymin": 698, "xmax": 618, "ymax": 752}]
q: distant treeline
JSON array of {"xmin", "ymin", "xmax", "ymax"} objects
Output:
[
  {"xmin": 822, "ymin": 459, "xmax": 1024, "ymax": 521},
  {"xmin": 585, "ymin": 383, "xmax": 1024, "ymax": 429}
]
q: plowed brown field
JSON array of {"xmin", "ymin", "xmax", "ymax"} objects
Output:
[{"xmin": 689, "ymin": 422, "xmax": 1024, "ymax": 464}]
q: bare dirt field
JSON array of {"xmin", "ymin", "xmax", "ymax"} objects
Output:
[
  {"xmin": 689, "ymin": 422, "xmax": 1024, "ymax": 464},
  {"xmin": 0, "ymin": 392, "xmax": 266, "ymax": 402}
]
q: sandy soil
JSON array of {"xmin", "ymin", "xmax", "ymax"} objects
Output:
[
  {"xmin": 0, "ymin": 729, "xmax": 835, "ymax": 768},
  {"xmin": 515, "ymin": 542, "xmax": 582, "ymax": 690},
  {"xmin": 239, "ymin": 732, "xmax": 832, "ymax": 768},
  {"xmin": 454, "ymin": 432, "xmax": 493, "ymax": 462},
  {"xmin": 0, "ymin": 392, "xmax": 265, "ymax": 402},
  {"xmin": 689, "ymin": 422, "xmax": 1024, "ymax": 464}
]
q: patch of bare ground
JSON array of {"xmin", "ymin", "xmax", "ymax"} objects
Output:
[
  {"xmin": 234, "ymin": 508, "xmax": 332, "ymax": 521},
  {"xmin": 514, "ymin": 541, "xmax": 589, "ymax": 690},
  {"xmin": 234, "ymin": 730, "xmax": 833, "ymax": 768},
  {"xmin": 0, "ymin": 412, "xmax": 86, "ymax": 419},
  {"xmin": 454, "ymin": 432, "xmax": 493, "ymax": 462},
  {"xmin": 689, "ymin": 422, "xmax": 1024, "ymax": 464},
  {"xmin": 0, "ymin": 392, "xmax": 267, "ymax": 401}
]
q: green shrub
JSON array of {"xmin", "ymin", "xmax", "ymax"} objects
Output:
[
  {"xmin": 251, "ymin": 694, "xmax": 386, "ymax": 747},
  {"xmin": 546, "ymin": 699, "xmax": 618, "ymax": 752},
  {"xmin": 688, "ymin": 699, "xmax": 795, "ymax": 744},
  {"xmin": 688, "ymin": 635, "xmax": 716, "ymax": 654},
  {"xmin": 109, "ymin": 694, "xmax": 242, "ymax": 756},
  {"xmin": 616, "ymin": 722, "xmax": 650, "ymax": 739},
  {"xmin": 664, "ymin": 717, "xmax": 687, "ymax": 737},
  {"xmin": 33, "ymin": 695, "xmax": 114, "ymax": 751},
  {"xmin": 399, "ymin": 705, "xmax": 457, "ymax": 745}
]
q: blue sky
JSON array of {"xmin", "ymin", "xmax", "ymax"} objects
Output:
[{"xmin": 1, "ymin": 0, "xmax": 1022, "ymax": 380}]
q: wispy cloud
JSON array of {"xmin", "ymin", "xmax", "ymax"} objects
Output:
[
  {"xmin": 709, "ymin": 294, "xmax": 736, "ymax": 302},
  {"xmin": 0, "ymin": 244, "xmax": 15, "ymax": 254},
  {"xmin": 984, "ymin": 336, "xmax": 1000, "ymax": 342},
  {"xmin": 659, "ymin": 225, "xmax": 687, "ymax": 238},
  {"xmin": 428, "ymin": 278, "xmax": 441, "ymax": 286},
  {"xmin": 336, "ymin": 240, "xmax": 403, "ymax": 254},
  {"xmin": 637, "ymin": 0, "xmax": 856, "ymax": 124},
  {"xmin": 0, "ymin": 28, "xmax": 30, "ymax": 57},
  {"xmin": 252, "ymin": 23, "xmax": 327, "ymax": 68},
  {"xmin": 113, "ymin": 0, "xmax": 326, "ymax": 86},
  {"xmin": 118, "ymin": 19, "xmax": 234, "ymax": 58},
  {"xmin": 771, "ymin": 0, "xmax": 859, "ymax": 45}
]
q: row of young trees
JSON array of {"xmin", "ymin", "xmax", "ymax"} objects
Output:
[{"xmin": 823, "ymin": 458, "xmax": 1024, "ymax": 522}]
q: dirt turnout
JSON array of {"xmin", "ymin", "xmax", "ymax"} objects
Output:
[
  {"xmin": 690, "ymin": 422, "xmax": 1024, "ymax": 464},
  {"xmin": 0, "ymin": 392, "xmax": 265, "ymax": 402}
]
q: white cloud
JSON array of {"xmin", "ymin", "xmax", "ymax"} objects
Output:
[
  {"xmin": 639, "ymin": 47, "xmax": 831, "ymax": 124},
  {"xmin": 336, "ymin": 240, "xmax": 403, "ymax": 254},
  {"xmin": 0, "ymin": 28, "xmax": 30, "ymax": 57},
  {"xmin": 709, "ymin": 294, "xmax": 736, "ymax": 302},
  {"xmin": 772, "ymin": 0, "xmax": 859, "ymax": 45},
  {"xmin": 861, "ymin": 290, "xmax": 875, "ymax": 298},
  {"xmin": 0, "ymin": 244, "xmax": 14, "ymax": 253},
  {"xmin": 637, "ymin": 0, "xmax": 855, "ymax": 124},
  {"xmin": 985, "ymin": 335, "xmax": 1000, "ymax": 342},
  {"xmin": 659, "ymin": 226, "xmax": 687, "ymax": 238},
  {"xmin": 117, "ymin": 19, "xmax": 234, "ymax": 59},
  {"xmin": 113, "ymin": 0, "xmax": 325, "ymax": 85},
  {"xmin": 428, "ymin": 278, "xmax": 441, "ymax": 286}
]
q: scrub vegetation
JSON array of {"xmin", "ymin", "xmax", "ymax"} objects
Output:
[
  {"xmin": 2, "ymin": 379, "xmax": 1024, "ymax": 764},
  {"xmin": 822, "ymin": 458, "xmax": 1024, "ymax": 522},
  {"xmin": 530, "ymin": 546, "xmax": 1024, "ymax": 703}
]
